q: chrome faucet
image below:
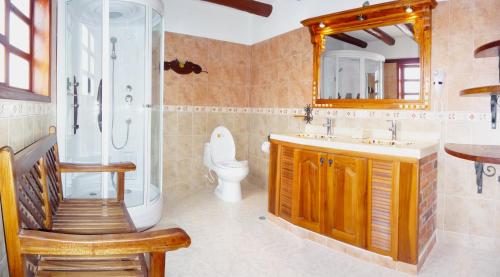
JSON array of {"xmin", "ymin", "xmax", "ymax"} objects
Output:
[
  {"xmin": 387, "ymin": 120, "xmax": 397, "ymax": 141},
  {"xmin": 323, "ymin": 118, "xmax": 334, "ymax": 136}
]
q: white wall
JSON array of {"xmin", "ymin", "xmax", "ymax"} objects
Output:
[{"xmin": 163, "ymin": 0, "xmax": 253, "ymax": 45}]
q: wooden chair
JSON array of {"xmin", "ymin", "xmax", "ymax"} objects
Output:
[{"xmin": 0, "ymin": 128, "xmax": 190, "ymax": 276}]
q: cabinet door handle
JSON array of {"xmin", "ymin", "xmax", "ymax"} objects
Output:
[
  {"xmin": 328, "ymin": 159, "xmax": 333, "ymax": 166},
  {"xmin": 320, "ymin": 157, "xmax": 325, "ymax": 165}
]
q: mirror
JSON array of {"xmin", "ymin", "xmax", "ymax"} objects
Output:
[
  {"xmin": 301, "ymin": 0, "xmax": 437, "ymax": 110},
  {"xmin": 321, "ymin": 24, "xmax": 420, "ymax": 101}
]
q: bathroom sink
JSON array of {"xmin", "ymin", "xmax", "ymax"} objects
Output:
[
  {"xmin": 296, "ymin": 133, "xmax": 336, "ymax": 140},
  {"xmin": 361, "ymin": 138, "xmax": 414, "ymax": 146}
]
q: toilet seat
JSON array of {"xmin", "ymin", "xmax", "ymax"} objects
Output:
[
  {"xmin": 218, "ymin": 160, "xmax": 248, "ymax": 169},
  {"xmin": 209, "ymin": 126, "xmax": 236, "ymax": 163}
]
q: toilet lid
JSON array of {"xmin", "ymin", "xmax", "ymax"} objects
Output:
[{"xmin": 210, "ymin": 126, "xmax": 235, "ymax": 162}]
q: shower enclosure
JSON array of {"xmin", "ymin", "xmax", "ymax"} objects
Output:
[
  {"xmin": 321, "ymin": 50, "xmax": 385, "ymax": 100},
  {"xmin": 56, "ymin": 0, "xmax": 164, "ymax": 228}
]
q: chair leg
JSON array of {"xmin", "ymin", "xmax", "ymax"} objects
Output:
[{"xmin": 150, "ymin": 252, "xmax": 166, "ymax": 277}]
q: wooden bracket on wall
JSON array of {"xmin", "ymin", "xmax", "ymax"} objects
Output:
[{"xmin": 164, "ymin": 59, "xmax": 208, "ymax": 75}]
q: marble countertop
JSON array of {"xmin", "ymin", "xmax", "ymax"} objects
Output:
[{"xmin": 270, "ymin": 133, "xmax": 439, "ymax": 159}]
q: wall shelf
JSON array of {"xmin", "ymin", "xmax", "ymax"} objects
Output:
[
  {"xmin": 474, "ymin": 40, "xmax": 500, "ymax": 58},
  {"xmin": 460, "ymin": 85, "xmax": 500, "ymax": 96},
  {"xmin": 459, "ymin": 40, "xmax": 500, "ymax": 129},
  {"xmin": 448, "ymin": 43, "xmax": 500, "ymax": 193},
  {"xmin": 445, "ymin": 143, "xmax": 500, "ymax": 193}
]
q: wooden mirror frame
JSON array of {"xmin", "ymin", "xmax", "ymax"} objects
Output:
[{"xmin": 301, "ymin": 0, "xmax": 437, "ymax": 110}]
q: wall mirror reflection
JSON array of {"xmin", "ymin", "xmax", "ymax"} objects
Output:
[{"xmin": 321, "ymin": 24, "xmax": 420, "ymax": 101}]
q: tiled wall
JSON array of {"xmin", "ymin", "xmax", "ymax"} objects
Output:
[
  {"xmin": 433, "ymin": 0, "xmax": 500, "ymax": 251},
  {"xmin": 249, "ymin": 28, "xmax": 312, "ymax": 107},
  {"xmin": 164, "ymin": 32, "xmax": 251, "ymax": 107},
  {"xmin": 0, "ymin": 100, "xmax": 56, "ymax": 276},
  {"xmin": 163, "ymin": 0, "xmax": 500, "ymax": 251}
]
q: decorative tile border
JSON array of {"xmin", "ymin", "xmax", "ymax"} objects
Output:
[
  {"xmin": 0, "ymin": 100, "xmax": 54, "ymax": 118},
  {"xmin": 164, "ymin": 105, "xmax": 491, "ymax": 122}
]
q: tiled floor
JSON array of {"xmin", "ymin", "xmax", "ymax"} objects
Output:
[{"xmin": 159, "ymin": 183, "xmax": 500, "ymax": 277}]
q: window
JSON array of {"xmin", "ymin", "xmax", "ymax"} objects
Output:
[
  {"xmin": 0, "ymin": 0, "xmax": 52, "ymax": 102},
  {"xmin": 399, "ymin": 61, "xmax": 420, "ymax": 100}
]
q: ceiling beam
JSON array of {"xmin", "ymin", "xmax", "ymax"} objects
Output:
[
  {"xmin": 363, "ymin": 28, "xmax": 396, "ymax": 46},
  {"xmin": 201, "ymin": 0, "xmax": 273, "ymax": 17},
  {"xmin": 405, "ymin": 23, "xmax": 415, "ymax": 35},
  {"xmin": 329, "ymin": 33, "xmax": 368, "ymax": 48},
  {"xmin": 396, "ymin": 24, "xmax": 415, "ymax": 40}
]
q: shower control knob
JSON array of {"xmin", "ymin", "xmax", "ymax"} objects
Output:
[
  {"xmin": 125, "ymin": 94, "xmax": 133, "ymax": 104},
  {"xmin": 143, "ymin": 104, "xmax": 152, "ymax": 108}
]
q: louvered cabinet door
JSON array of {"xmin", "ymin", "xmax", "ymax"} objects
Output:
[
  {"xmin": 291, "ymin": 149, "xmax": 326, "ymax": 233},
  {"xmin": 367, "ymin": 160, "xmax": 396, "ymax": 256},
  {"xmin": 278, "ymin": 146, "xmax": 295, "ymax": 221},
  {"xmin": 324, "ymin": 155, "xmax": 367, "ymax": 247}
]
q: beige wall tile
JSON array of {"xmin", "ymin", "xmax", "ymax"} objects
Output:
[
  {"xmin": 468, "ymin": 199, "xmax": 496, "ymax": 237},
  {"xmin": 444, "ymin": 195, "xmax": 470, "ymax": 233}
]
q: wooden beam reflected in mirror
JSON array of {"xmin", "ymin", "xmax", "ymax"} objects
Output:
[
  {"xmin": 329, "ymin": 33, "xmax": 368, "ymax": 48},
  {"xmin": 363, "ymin": 28, "xmax": 396, "ymax": 45}
]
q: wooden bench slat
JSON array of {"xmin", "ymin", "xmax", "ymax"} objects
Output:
[
  {"xmin": 38, "ymin": 259, "xmax": 143, "ymax": 271},
  {"xmin": 40, "ymin": 255, "xmax": 139, "ymax": 261},
  {"xmin": 36, "ymin": 270, "xmax": 144, "ymax": 277}
]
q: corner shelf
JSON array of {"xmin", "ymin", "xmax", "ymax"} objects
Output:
[
  {"xmin": 460, "ymin": 85, "xmax": 500, "ymax": 96},
  {"xmin": 474, "ymin": 40, "xmax": 500, "ymax": 58},
  {"xmin": 448, "ymin": 40, "xmax": 500, "ymax": 194},
  {"xmin": 444, "ymin": 143, "xmax": 500, "ymax": 193}
]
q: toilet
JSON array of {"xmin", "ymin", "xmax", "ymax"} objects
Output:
[{"xmin": 204, "ymin": 126, "xmax": 249, "ymax": 202}]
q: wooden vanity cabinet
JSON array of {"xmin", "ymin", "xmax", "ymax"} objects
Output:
[{"xmin": 268, "ymin": 140, "xmax": 437, "ymax": 266}]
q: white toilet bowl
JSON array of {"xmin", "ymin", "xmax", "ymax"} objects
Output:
[{"xmin": 204, "ymin": 126, "xmax": 249, "ymax": 202}]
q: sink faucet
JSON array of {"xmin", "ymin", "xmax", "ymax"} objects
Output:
[
  {"xmin": 387, "ymin": 120, "xmax": 397, "ymax": 141},
  {"xmin": 323, "ymin": 118, "xmax": 334, "ymax": 136}
]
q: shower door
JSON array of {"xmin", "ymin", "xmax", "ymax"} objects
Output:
[
  {"xmin": 61, "ymin": 0, "xmax": 104, "ymax": 198},
  {"xmin": 107, "ymin": 1, "xmax": 147, "ymax": 207},
  {"xmin": 58, "ymin": 0, "xmax": 162, "ymax": 215}
]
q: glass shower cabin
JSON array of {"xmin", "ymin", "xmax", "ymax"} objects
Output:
[
  {"xmin": 56, "ymin": 0, "xmax": 164, "ymax": 229},
  {"xmin": 321, "ymin": 50, "xmax": 385, "ymax": 100}
]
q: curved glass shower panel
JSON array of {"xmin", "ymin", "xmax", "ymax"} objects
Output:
[
  {"xmin": 149, "ymin": 9, "xmax": 162, "ymax": 203},
  {"xmin": 58, "ymin": 0, "xmax": 164, "ymax": 228},
  {"xmin": 63, "ymin": 0, "xmax": 103, "ymax": 198},
  {"xmin": 108, "ymin": 1, "xmax": 146, "ymax": 208}
]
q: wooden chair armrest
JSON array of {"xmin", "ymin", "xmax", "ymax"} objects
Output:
[
  {"xmin": 19, "ymin": 228, "xmax": 191, "ymax": 256},
  {"xmin": 59, "ymin": 162, "xmax": 136, "ymax": 173}
]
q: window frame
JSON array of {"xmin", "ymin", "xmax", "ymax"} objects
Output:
[
  {"xmin": 0, "ymin": 0, "xmax": 51, "ymax": 102},
  {"xmin": 386, "ymin": 58, "xmax": 420, "ymax": 100}
]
